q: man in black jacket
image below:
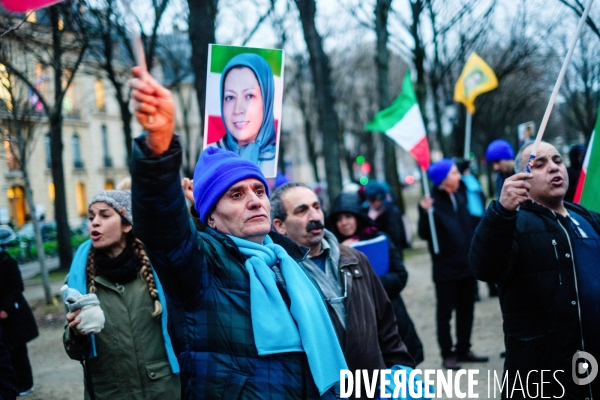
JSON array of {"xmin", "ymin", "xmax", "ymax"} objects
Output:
[
  {"xmin": 470, "ymin": 141, "xmax": 600, "ymax": 399},
  {"xmin": 418, "ymin": 159, "xmax": 488, "ymax": 370}
]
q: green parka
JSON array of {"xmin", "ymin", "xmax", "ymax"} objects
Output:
[{"xmin": 63, "ymin": 274, "xmax": 180, "ymax": 400}]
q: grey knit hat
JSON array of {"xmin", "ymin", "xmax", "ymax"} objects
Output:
[{"xmin": 89, "ymin": 190, "xmax": 133, "ymax": 225}]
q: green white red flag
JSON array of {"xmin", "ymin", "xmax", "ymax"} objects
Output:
[
  {"xmin": 365, "ymin": 71, "xmax": 430, "ymax": 169},
  {"xmin": 574, "ymin": 106, "xmax": 600, "ymax": 212}
]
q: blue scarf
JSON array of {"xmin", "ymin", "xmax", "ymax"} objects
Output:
[
  {"xmin": 461, "ymin": 174, "xmax": 484, "ymax": 217},
  {"xmin": 228, "ymin": 235, "xmax": 347, "ymax": 395},
  {"xmin": 219, "ymin": 53, "xmax": 277, "ymax": 163},
  {"xmin": 67, "ymin": 240, "xmax": 179, "ymax": 374}
]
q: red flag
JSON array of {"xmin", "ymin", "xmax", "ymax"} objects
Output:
[{"xmin": 1, "ymin": 0, "xmax": 63, "ymax": 12}]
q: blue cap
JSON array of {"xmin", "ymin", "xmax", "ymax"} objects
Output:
[
  {"xmin": 364, "ymin": 181, "xmax": 389, "ymax": 201},
  {"xmin": 486, "ymin": 139, "xmax": 515, "ymax": 162},
  {"xmin": 427, "ymin": 158, "xmax": 455, "ymax": 186},
  {"xmin": 193, "ymin": 147, "xmax": 269, "ymax": 223}
]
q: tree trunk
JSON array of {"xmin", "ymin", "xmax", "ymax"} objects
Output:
[
  {"xmin": 23, "ymin": 172, "xmax": 51, "ymax": 304},
  {"xmin": 376, "ymin": 0, "xmax": 405, "ymax": 213},
  {"xmin": 50, "ymin": 7, "xmax": 72, "ymax": 269},
  {"xmin": 187, "ymin": 0, "xmax": 217, "ymax": 148},
  {"xmin": 294, "ymin": 0, "xmax": 343, "ymax": 203},
  {"xmin": 118, "ymin": 100, "xmax": 133, "ymax": 168}
]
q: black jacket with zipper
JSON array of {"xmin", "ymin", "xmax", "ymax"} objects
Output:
[{"xmin": 470, "ymin": 199, "xmax": 600, "ymax": 399}]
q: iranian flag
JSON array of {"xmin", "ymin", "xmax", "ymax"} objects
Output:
[
  {"xmin": 1, "ymin": 0, "xmax": 63, "ymax": 12},
  {"xmin": 365, "ymin": 71, "xmax": 430, "ymax": 169},
  {"xmin": 574, "ymin": 107, "xmax": 600, "ymax": 212}
]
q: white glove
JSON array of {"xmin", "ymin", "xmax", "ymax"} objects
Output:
[
  {"xmin": 61, "ymin": 285, "xmax": 105, "ymax": 334},
  {"xmin": 76, "ymin": 304, "xmax": 105, "ymax": 334}
]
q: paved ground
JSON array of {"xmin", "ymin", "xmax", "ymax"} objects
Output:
[{"xmin": 20, "ymin": 238, "xmax": 506, "ymax": 400}]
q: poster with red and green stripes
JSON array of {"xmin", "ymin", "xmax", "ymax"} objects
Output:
[{"xmin": 203, "ymin": 44, "xmax": 284, "ymax": 178}]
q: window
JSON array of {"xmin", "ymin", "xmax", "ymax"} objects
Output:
[
  {"xmin": 95, "ymin": 79, "xmax": 105, "ymax": 111},
  {"xmin": 7, "ymin": 186, "xmax": 26, "ymax": 226},
  {"xmin": 48, "ymin": 183, "xmax": 55, "ymax": 202},
  {"xmin": 4, "ymin": 135, "xmax": 20, "ymax": 170},
  {"xmin": 75, "ymin": 182, "xmax": 86, "ymax": 217},
  {"xmin": 101, "ymin": 125, "xmax": 112, "ymax": 167},
  {"xmin": 105, "ymin": 180, "xmax": 114, "ymax": 190},
  {"xmin": 45, "ymin": 134, "xmax": 51, "ymax": 169},
  {"xmin": 72, "ymin": 133, "xmax": 83, "ymax": 169},
  {"xmin": 0, "ymin": 64, "xmax": 12, "ymax": 112},
  {"xmin": 62, "ymin": 70, "xmax": 75, "ymax": 116}
]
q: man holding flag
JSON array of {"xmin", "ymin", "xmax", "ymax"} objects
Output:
[{"xmin": 470, "ymin": 140, "xmax": 600, "ymax": 398}]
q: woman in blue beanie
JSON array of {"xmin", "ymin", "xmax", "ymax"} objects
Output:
[{"xmin": 216, "ymin": 53, "xmax": 277, "ymax": 177}]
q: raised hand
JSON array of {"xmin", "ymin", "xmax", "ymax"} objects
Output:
[
  {"xmin": 499, "ymin": 172, "xmax": 533, "ymax": 212},
  {"xmin": 129, "ymin": 66, "xmax": 175, "ymax": 155}
]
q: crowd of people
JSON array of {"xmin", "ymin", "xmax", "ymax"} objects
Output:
[{"xmin": 1, "ymin": 63, "xmax": 597, "ymax": 400}]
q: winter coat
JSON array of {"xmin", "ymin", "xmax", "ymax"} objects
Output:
[
  {"xmin": 418, "ymin": 187, "xmax": 474, "ymax": 282},
  {"xmin": 323, "ymin": 244, "xmax": 416, "ymax": 375},
  {"xmin": 0, "ymin": 328, "xmax": 17, "ymax": 400},
  {"xmin": 63, "ymin": 251, "xmax": 181, "ymax": 400},
  {"xmin": 328, "ymin": 193, "xmax": 423, "ymax": 364},
  {"xmin": 0, "ymin": 252, "xmax": 38, "ymax": 350},
  {"xmin": 470, "ymin": 200, "xmax": 600, "ymax": 399},
  {"xmin": 131, "ymin": 136, "xmax": 331, "ymax": 400},
  {"xmin": 373, "ymin": 203, "xmax": 409, "ymax": 251}
]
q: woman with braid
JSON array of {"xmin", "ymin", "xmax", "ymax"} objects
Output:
[{"xmin": 62, "ymin": 190, "xmax": 180, "ymax": 400}]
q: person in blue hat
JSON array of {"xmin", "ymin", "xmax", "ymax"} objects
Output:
[
  {"xmin": 129, "ymin": 68, "xmax": 346, "ymax": 399},
  {"xmin": 213, "ymin": 53, "xmax": 277, "ymax": 177},
  {"xmin": 418, "ymin": 159, "xmax": 488, "ymax": 370},
  {"xmin": 485, "ymin": 139, "xmax": 515, "ymax": 197}
]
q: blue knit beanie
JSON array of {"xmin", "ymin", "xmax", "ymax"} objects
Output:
[
  {"xmin": 364, "ymin": 181, "xmax": 389, "ymax": 201},
  {"xmin": 427, "ymin": 158, "xmax": 455, "ymax": 186},
  {"xmin": 486, "ymin": 139, "xmax": 515, "ymax": 162},
  {"xmin": 193, "ymin": 147, "xmax": 269, "ymax": 223}
]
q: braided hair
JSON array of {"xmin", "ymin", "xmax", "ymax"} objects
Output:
[{"xmin": 84, "ymin": 235, "xmax": 162, "ymax": 317}]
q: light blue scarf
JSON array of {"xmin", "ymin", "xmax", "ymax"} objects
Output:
[
  {"xmin": 228, "ymin": 234, "xmax": 347, "ymax": 395},
  {"xmin": 219, "ymin": 53, "xmax": 277, "ymax": 163},
  {"xmin": 67, "ymin": 240, "xmax": 179, "ymax": 374},
  {"xmin": 461, "ymin": 174, "xmax": 485, "ymax": 217}
]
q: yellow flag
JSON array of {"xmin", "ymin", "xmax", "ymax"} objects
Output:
[{"xmin": 454, "ymin": 52, "xmax": 498, "ymax": 114}]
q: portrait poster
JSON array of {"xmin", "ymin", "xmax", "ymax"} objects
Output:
[
  {"xmin": 203, "ymin": 44, "xmax": 285, "ymax": 178},
  {"xmin": 518, "ymin": 121, "xmax": 535, "ymax": 147}
]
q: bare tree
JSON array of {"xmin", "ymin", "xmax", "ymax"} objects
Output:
[
  {"xmin": 294, "ymin": 0, "xmax": 343, "ymax": 203},
  {"xmin": 84, "ymin": 0, "xmax": 174, "ymax": 168},
  {"xmin": 0, "ymin": 57, "xmax": 52, "ymax": 303},
  {"xmin": 0, "ymin": 3, "xmax": 89, "ymax": 269},
  {"xmin": 559, "ymin": 29, "xmax": 600, "ymax": 143}
]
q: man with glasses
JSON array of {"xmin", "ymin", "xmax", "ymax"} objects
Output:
[{"xmin": 270, "ymin": 183, "xmax": 415, "ymax": 391}]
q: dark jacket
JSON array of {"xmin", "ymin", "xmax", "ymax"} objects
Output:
[
  {"xmin": 323, "ymin": 244, "xmax": 415, "ymax": 374},
  {"xmin": 470, "ymin": 200, "xmax": 600, "ymax": 399},
  {"xmin": 328, "ymin": 193, "xmax": 423, "ymax": 364},
  {"xmin": 0, "ymin": 252, "xmax": 38, "ymax": 350},
  {"xmin": 131, "ymin": 136, "xmax": 330, "ymax": 400},
  {"xmin": 373, "ymin": 203, "xmax": 408, "ymax": 251},
  {"xmin": 418, "ymin": 187, "xmax": 474, "ymax": 282},
  {"xmin": 0, "ymin": 328, "xmax": 17, "ymax": 400}
]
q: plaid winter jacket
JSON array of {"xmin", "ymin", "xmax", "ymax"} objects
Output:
[{"xmin": 132, "ymin": 136, "xmax": 332, "ymax": 400}]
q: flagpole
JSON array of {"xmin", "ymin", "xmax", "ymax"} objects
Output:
[
  {"xmin": 463, "ymin": 111, "xmax": 473, "ymax": 159},
  {"xmin": 121, "ymin": 0, "xmax": 152, "ymax": 124},
  {"xmin": 421, "ymin": 168, "xmax": 440, "ymax": 254},
  {"xmin": 526, "ymin": 0, "xmax": 594, "ymax": 172}
]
